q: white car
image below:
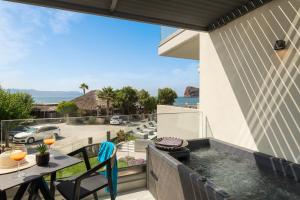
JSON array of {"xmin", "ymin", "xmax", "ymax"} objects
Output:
[
  {"xmin": 13, "ymin": 125, "xmax": 60, "ymax": 144},
  {"xmin": 110, "ymin": 116, "xmax": 123, "ymax": 125}
]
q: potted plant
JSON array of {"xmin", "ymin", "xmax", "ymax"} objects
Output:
[{"xmin": 35, "ymin": 144, "xmax": 49, "ymax": 166}]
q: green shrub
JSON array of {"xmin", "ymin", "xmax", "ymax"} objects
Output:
[
  {"xmin": 56, "ymin": 101, "xmax": 78, "ymax": 117},
  {"xmin": 87, "ymin": 117, "xmax": 97, "ymax": 125},
  {"xmin": 157, "ymin": 87, "xmax": 177, "ymax": 105},
  {"xmin": 116, "ymin": 130, "xmax": 136, "ymax": 143}
]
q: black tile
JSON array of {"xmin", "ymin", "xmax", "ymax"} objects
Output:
[
  {"xmin": 205, "ymin": 181, "xmax": 216, "ymax": 200},
  {"xmin": 254, "ymin": 152, "xmax": 274, "ymax": 171},
  {"xmin": 291, "ymin": 163, "xmax": 300, "ymax": 182},
  {"xmin": 190, "ymin": 173, "xmax": 203, "ymax": 200},
  {"xmin": 272, "ymin": 157, "xmax": 285, "ymax": 175},
  {"xmin": 197, "ymin": 176, "xmax": 208, "ymax": 200},
  {"xmin": 187, "ymin": 139, "xmax": 210, "ymax": 150},
  {"xmin": 215, "ymin": 189, "xmax": 230, "ymax": 200},
  {"xmin": 178, "ymin": 164, "xmax": 196, "ymax": 200},
  {"xmin": 282, "ymin": 159, "xmax": 294, "ymax": 179},
  {"xmin": 169, "ymin": 148, "xmax": 190, "ymax": 161}
]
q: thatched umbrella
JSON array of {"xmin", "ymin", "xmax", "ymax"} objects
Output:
[{"xmin": 72, "ymin": 90, "xmax": 111, "ymax": 115}]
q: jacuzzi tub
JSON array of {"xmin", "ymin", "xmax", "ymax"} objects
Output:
[{"xmin": 147, "ymin": 138, "xmax": 300, "ymax": 200}]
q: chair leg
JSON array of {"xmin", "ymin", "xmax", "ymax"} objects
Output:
[
  {"xmin": 0, "ymin": 190, "xmax": 7, "ymax": 200},
  {"xmin": 92, "ymin": 192, "xmax": 98, "ymax": 200},
  {"xmin": 108, "ymin": 180, "xmax": 115, "ymax": 200}
]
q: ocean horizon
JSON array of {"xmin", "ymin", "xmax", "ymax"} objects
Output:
[
  {"xmin": 33, "ymin": 96, "xmax": 199, "ymax": 105},
  {"xmin": 174, "ymin": 97, "xmax": 199, "ymax": 106},
  {"xmin": 33, "ymin": 96, "xmax": 79, "ymax": 104}
]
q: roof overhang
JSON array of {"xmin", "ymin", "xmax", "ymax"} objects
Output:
[
  {"xmin": 6, "ymin": 0, "xmax": 272, "ymax": 31},
  {"xmin": 159, "ymin": 30, "xmax": 199, "ymax": 60}
]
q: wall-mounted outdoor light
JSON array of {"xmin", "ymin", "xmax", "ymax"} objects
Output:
[{"xmin": 274, "ymin": 40, "xmax": 286, "ymax": 50}]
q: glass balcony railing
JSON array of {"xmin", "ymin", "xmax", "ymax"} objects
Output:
[
  {"xmin": 160, "ymin": 26, "xmax": 181, "ymax": 42},
  {"xmin": 0, "ymin": 114, "xmax": 156, "ymax": 179},
  {"xmin": 0, "ymin": 111, "xmax": 211, "ymax": 180}
]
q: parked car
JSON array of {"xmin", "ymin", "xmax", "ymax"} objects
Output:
[
  {"xmin": 13, "ymin": 125, "xmax": 61, "ymax": 144},
  {"xmin": 8, "ymin": 126, "xmax": 30, "ymax": 141},
  {"xmin": 110, "ymin": 116, "xmax": 123, "ymax": 125}
]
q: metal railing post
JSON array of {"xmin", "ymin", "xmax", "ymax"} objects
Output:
[{"xmin": 107, "ymin": 131, "xmax": 111, "ymax": 141}]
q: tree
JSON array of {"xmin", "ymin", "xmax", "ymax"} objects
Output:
[
  {"xmin": 97, "ymin": 87, "xmax": 115, "ymax": 115},
  {"xmin": 0, "ymin": 91, "xmax": 33, "ymax": 121},
  {"xmin": 157, "ymin": 88, "xmax": 177, "ymax": 105},
  {"xmin": 114, "ymin": 86, "xmax": 138, "ymax": 114},
  {"xmin": 138, "ymin": 89, "xmax": 157, "ymax": 113},
  {"xmin": 144, "ymin": 96, "xmax": 157, "ymax": 113},
  {"xmin": 0, "ymin": 90, "xmax": 34, "ymax": 146},
  {"xmin": 56, "ymin": 101, "xmax": 78, "ymax": 117},
  {"xmin": 79, "ymin": 83, "xmax": 89, "ymax": 94}
]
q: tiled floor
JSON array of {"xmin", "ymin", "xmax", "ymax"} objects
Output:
[
  {"xmin": 6, "ymin": 187, "xmax": 154, "ymax": 200},
  {"xmin": 103, "ymin": 189, "xmax": 154, "ymax": 200}
]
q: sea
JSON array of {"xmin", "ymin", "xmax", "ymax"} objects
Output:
[
  {"xmin": 174, "ymin": 97, "xmax": 199, "ymax": 106},
  {"xmin": 33, "ymin": 96, "xmax": 78, "ymax": 104},
  {"xmin": 33, "ymin": 96, "xmax": 199, "ymax": 105}
]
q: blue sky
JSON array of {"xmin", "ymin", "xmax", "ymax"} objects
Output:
[{"xmin": 0, "ymin": 1, "xmax": 198, "ymax": 96}]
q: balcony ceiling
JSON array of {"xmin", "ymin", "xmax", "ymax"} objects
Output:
[{"xmin": 6, "ymin": 0, "xmax": 271, "ymax": 31}]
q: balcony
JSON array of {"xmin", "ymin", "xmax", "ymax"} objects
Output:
[
  {"xmin": 0, "ymin": 110, "xmax": 207, "ymax": 199},
  {"xmin": 1, "ymin": 106, "xmax": 300, "ymax": 200},
  {"xmin": 160, "ymin": 26, "xmax": 182, "ymax": 44},
  {"xmin": 159, "ymin": 26, "xmax": 199, "ymax": 60}
]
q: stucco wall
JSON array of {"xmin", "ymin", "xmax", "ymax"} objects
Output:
[
  {"xmin": 200, "ymin": 32, "xmax": 257, "ymax": 151},
  {"xmin": 157, "ymin": 105, "xmax": 200, "ymax": 140},
  {"xmin": 205, "ymin": 0, "xmax": 300, "ymax": 163}
]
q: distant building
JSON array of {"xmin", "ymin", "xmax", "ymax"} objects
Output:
[
  {"xmin": 31, "ymin": 90, "xmax": 114, "ymax": 118},
  {"xmin": 32, "ymin": 104, "xmax": 58, "ymax": 118}
]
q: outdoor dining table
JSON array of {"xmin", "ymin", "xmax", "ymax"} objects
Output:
[{"xmin": 0, "ymin": 151, "xmax": 82, "ymax": 200}]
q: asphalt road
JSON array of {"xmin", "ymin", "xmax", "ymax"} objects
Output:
[{"xmin": 53, "ymin": 123, "xmax": 132, "ymax": 153}]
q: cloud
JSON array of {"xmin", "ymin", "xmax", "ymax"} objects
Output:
[
  {"xmin": 0, "ymin": 1, "xmax": 82, "ymax": 65},
  {"xmin": 49, "ymin": 11, "xmax": 80, "ymax": 34},
  {"xmin": 0, "ymin": 2, "xmax": 198, "ymax": 94}
]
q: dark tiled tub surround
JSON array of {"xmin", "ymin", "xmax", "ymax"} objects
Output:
[{"xmin": 147, "ymin": 138, "xmax": 300, "ymax": 200}]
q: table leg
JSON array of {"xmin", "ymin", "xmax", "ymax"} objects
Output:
[
  {"xmin": 0, "ymin": 190, "xmax": 7, "ymax": 200},
  {"xmin": 13, "ymin": 182, "xmax": 30, "ymax": 200},
  {"xmin": 28, "ymin": 181, "xmax": 39, "ymax": 200},
  {"xmin": 37, "ymin": 178, "xmax": 54, "ymax": 200},
  {"xmin": 50, "ymin": 172, "xmax": 56, "ymax": 197}
]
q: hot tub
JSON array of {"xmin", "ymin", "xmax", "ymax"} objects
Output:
[{"xmin": 147, "ymin": 138, "xmax": 300, "ymax": 200}]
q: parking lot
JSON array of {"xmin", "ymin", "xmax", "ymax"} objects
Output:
[
  {"xmin": 53, "ymin": 123, "xmax": 132, "ymax": 153},
  {"xmin": 5, "ymin": 122, "xmax": 137, "ymax": 154}
]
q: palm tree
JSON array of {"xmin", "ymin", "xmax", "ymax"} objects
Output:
[
  {"xmin": 97, "ymin": 87, "xmax": 115, "ymax": 115},
  {"xmin": 79, "ymin": 83, "xmax": 89, "ymax": 94}
]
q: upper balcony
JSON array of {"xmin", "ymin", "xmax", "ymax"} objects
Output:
[{"xmin": 159, "ymin": 26, "xmax": 199, "ymax": 60}]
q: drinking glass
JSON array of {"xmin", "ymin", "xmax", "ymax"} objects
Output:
[
  {"xmin": 44, "ymin": 134, "xmax": 55, "ymax": 157},
  {"xmin": 10, "ymin": 144, "xmax": 27, "ymax": 178}
]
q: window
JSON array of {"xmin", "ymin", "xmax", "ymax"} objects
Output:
[{"xmin": 48, "ymin": 126, "xmax": 57, "ymax": 131}]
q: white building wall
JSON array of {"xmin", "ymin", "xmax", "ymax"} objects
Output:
[
  {"xmin": 157, "ymin": 105, "xmax": 200, "ymax": 140},
  {"xmin": 199, "ymin": 33, "xmax": 258, "ymax": 151},
  {"xmin": 203, "ymin": 0, "xmax": 300, "ymax": 163}
]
